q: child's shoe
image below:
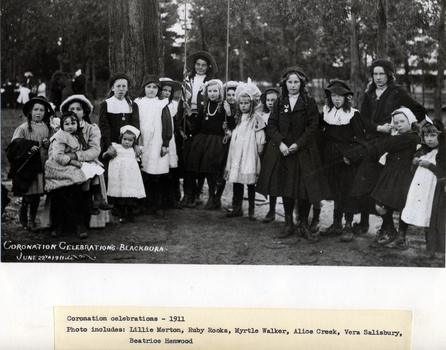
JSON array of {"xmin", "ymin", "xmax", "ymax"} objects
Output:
[
  {"xmin": 263, "ymin": 210, "xmax": 275, "ymax": 223},
  {"xmin": 378, "ymin": 227, "xmax": 397, "ymax": 245},
  {"xmin": 19, "ymin": 203, "xmax": 28, "ymax": 228},
  {"xmin": 353, "ymin": 222, "xmax": 369, "ymax": 234},
  {"xmin": 321, "ymin": 221, "xmax": 343, "ymax": 236},
  {"xmin": 340, "ymin": 222, "xmax": 354, "ymax": 242},
  {"xmin": 27, "ymin": 220, "xmax": 40, "ymax": 232},
  {"xmin": 298, "ymin": 220, "xmax": 319, "ymax": 242},
  {"xmin": 309, "ymin": 217, "xmax": 320, "ymax": 233},
  {"xmin": 92, "ymin": 195, "xmax": 114, "ymax": 211}
]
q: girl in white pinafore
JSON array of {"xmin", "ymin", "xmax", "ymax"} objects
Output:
[
  {"xmin": 401, "ymin": 121, "xmax": 443, "ymax": 229},
  {"xmin": 224, "ymin": 82, "xmax": 266, "ymax": 220},
  {"xmin": 107, "ymin": 125, "xmax": 146, "ymax": 223},
  {"xmin": 133, "ymin": 75, "xmax": 172, "ymax": 216}
]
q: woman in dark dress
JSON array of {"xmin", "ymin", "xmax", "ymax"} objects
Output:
[
  {"xmin": 257, "ymin": 66, "xmax": 330, "ymax": 242},
  {"xmin": 352, "ymin": 59, "xmax": 427, "ymax": 238}
]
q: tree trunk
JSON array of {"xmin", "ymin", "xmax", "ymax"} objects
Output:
[
  {"xmin": 108, "ymin": 0, "xmax": 164, "ymax": 97},
  {"xmin": 376, "ymin": 0, "xmax": 388, "ymax": 59},
  {"xmin": 350, "ymin": 1, "xmax": 364, "ymax": 108},
  {"xmin": 238, "ymin": 10, "xmax": 246, "ymax": 81},
  {"xmin": 434, "ymin": 0, "xmax": 446, "ymax": 119}
]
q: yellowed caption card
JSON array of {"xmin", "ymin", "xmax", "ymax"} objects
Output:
[{"xmin": 54, "ymin": 306, "xmax": 412, "ymax": 349}]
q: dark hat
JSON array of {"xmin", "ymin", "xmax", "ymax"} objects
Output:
[
  {"xmin": 186, "ymin": 51, "xmax": 218, "ymax": 75},
  {"xmin": 370, "ymin": 60, "xmax": 395, "ymax": 74},
  {"xmin": 22, "ymin": 96, "xmax": 54, "ymax": 116},
  {"xmin": 109, "ymin": 73, "xmax": 133, "ymax": 88},
  {"xmin": 159, "ymin": 77, "xmax": 181, "ymax": 92},
  {"xmin": 324, "ymin": 79, "xmax": 354, "ymax": 97},
  {"xmin": 141, "ymin": 75, "xmax": 161, "ymax": 89},
  {"xmin": 263, "ymin": 87, "xmax": 280, "ymax": 96},
  {"xmin": 280, "ymin": 66, "xmax": 307, "ymax": 81}
]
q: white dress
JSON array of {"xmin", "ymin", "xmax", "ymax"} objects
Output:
[
  {"xmin": 166, "ymin": 100, "xmax": 178, "ymax": 169},
  {"xmin": 135, "ymin": 97, "xmax": 170, "ymax": 175},
  {"xmin": 401, "ymin": 148, "xmax": 438, "ymax": 227},
  {"xmin": 107, "ymin": 143, "xmax": 146, "ymax": 199},
  {"xmin": 224, "ymin": 112, "xmax": 266, "ymax": 184}
]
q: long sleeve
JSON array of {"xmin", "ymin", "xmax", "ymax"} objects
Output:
[
  {"xmin": 256, "ymin": 128, "xmax": 266, "ymax": 155},
  {"xmin": 49, "ymin": 140, "xmax": 71, "ymax": 166},
  {"xmin": 75, "ymin": 124, "xmax": 101, "ymax": 162},
  {"xmin": 359, "ymin": 93, "xmax": 377, "ymax": 133},
  {"xmin": 131, "ymin": 101, "xmax": 140, "ymax": 131},
  {"xmin": 98, "ymin": 101, "xmax": 111, "ymax": 149},
  {"xmin": 161, "ymin": 106, "xmax": 173, "ymax": 147},
  {"xmin": 268, "ymin": 100, "xmax": 285, "ymax": 146},
  {"xmin": 294, "ymin": 98, "xmax": 319, "ymax": 150}
]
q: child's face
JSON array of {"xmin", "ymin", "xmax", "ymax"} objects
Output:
[
  {"xmin": 286, "ymin": 74, "xmax": 301, "ymax": 96},
  {"xmin": 239, "ymin": 97, "xmax": 251, "ymax": 113},
  {"xmin": 68, "ymin": 102, "xmax": 85, "ymax": 122},
  {"xmin": 266, "ymin": 93, "xmax": 278, "ymax": 112},
  {"xmin": 195, "ymin": 59, "xmax": 208, "ymax": 75},
  {"xmin": 112, "ymin": 79, "xmax": 128, "ymax": 100},
  {"xmin": 121, "ymin": 133, "xmax": 135, "ymax": 149},
  {"xmin": 161, "ymin": 85, "xmax": 172, "ymax": 100},
  {"xmin": 63, "ymin": 117, "xmax": 78, "ymax": 134},
  {"xmin": 331, "ymin": 93, "xmax": 346, "ymax": 109},
  {"xmin": 145, "ymin": 83, "xmax": 159, "ymax": 98},
  {"xmin": 207, "ymin": 85, "xmax": 220, "ymax": 101},
  {"xmin": 31, "ymin": 103, "xmax": 46, "ymax": 123},
  {"xmin": 424, "ymin": 132, "xmax": 439, "ymax": 148},
  {"xmin": 392, "ymin": 113, "xmax": 411, "ymax": 133},
  {"xmin": 226, "ymin": 89, "xmax": 236, "ymax": 105},
  {"xmin": 373, "ymin": 66, "xmax": 388, "ymax": 88}
]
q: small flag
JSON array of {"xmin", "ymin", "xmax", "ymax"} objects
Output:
[{"xmin": 181, "ymin": 62, "xmax": 192, "ymax": 104}]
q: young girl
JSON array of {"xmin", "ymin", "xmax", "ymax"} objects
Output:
[
  {"xmin": 134, "ymin": 75, "xmax": 172, "ymax": 217},
  {"xmin": 10, "ymin": 97, "xmax": 53, "ymax": 231},
  {"xmin": 371, "ymin": 107, "xmax": 420, "ymax": 246},
  {"xmin": 427, "ymin": 113, "xmax": 445, "ymax": 257},
  {"xmin": 61, "ymin": 95, "xmax": 112, "ymax": 221},
  {"xmin": 320, "ymin": 80, "xmax": 365, "ymax": 242},
  {"xmin": 215, "ymin": 81, "xmax": 240, "ymax": 210},
  {"xmin": 260, "ymin": 87, "xmax": 280, "ymax": 223},
  {"xmin": 45, "ymin": 112, "xmax": 103, "ymax": 238},
  {"xmin": 224, "ymin": 82, "xmax": 266, "ymax": 220},
  {"xmin": 183, "ymin": 79, "xmax": 235, "ymax": 209},
  {"xmin": 99, "ymin": 73, "xmax": 140, "ymax": 160},
  {"xmin": 160, "ymin": 77, "xmax": 182, "ymax": 209},
  {"xmin": 256, "ymin": 66, "xmax": 330, "ymax": 242},
  {"xmin": 106, "ymin": 126, "xmax": 146, "ymax": 223},
  {"xmin": 398, "ymin": 120, "xmax": 444, "ymax": 250}
]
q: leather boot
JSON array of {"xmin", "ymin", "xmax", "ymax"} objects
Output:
[
  {"xmin": 19, "ymin": 201, "xmax": 28, "ymax": 228},
  {"xmin": 299, "ymin": 218, "xmax": 319, "ymax": 242},
  {"xmin": 248, "ymin": 185, "xmax": 256, "ymax": 221},
  {"xmin": 278, "ymin": 214, "xmax": 295, "ymax": 238},
  {"xmin": 226, "ymin": 184, "xmax": 243, "ymax": 217}
]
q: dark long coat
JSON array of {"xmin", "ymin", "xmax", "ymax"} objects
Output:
[{"xmin": 256, "ymin": 95, "xmax": 330, "ymax": 203}]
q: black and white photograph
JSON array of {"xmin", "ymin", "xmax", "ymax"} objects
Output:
[{"xmin": 1, "ymin": 0, "xmax": 445, "ymax": 348}]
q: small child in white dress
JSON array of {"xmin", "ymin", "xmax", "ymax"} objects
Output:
[
  {"xmin": 224, "ymin": 82, "xmax": 266, "ymax": 220},
  {"xmin": 106, "ymin": 125, "xmax": 146, "ymax": 223},
  {"xmin": 400, "ymin": 120, "xmax": 443, "ymax": 245}
]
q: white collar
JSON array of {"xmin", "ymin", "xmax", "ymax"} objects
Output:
[{"xmin": 323, "ymin": 105, "xmax": 358, "ymax": 125}]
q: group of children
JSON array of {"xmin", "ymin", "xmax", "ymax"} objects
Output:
[{"xmin": 7, "ymin": 60, "xmax": 445, "ymax": 258}]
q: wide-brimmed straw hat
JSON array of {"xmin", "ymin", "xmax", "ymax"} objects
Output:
[
  {"xmin": 60, "ymin": 94, "xmax": 94, "ymax": 114},
  {"xmin": 22, "ymin": 96, "xmax": 54, "ymax": 116},
  {"xmin": 186, "ymin": 51, "xmax": 218, "ymax": 75},
  {"xmin": 159, "ymin": 77, "xmax": 181, "ymax": 92}
]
